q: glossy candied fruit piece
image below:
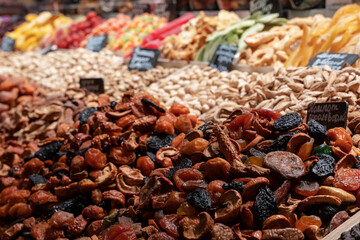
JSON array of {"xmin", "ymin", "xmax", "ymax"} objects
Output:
[
  {"xmin": 334, "ymin": 168, "xmax": 360, "ymax": 191},
  {"xmin": 293, "ymin": 180, "xmax": 319, "ymax": 197},
  {"xmin": 245, "ymin": 156, "xmax": 264, "ymax": 167},
  {"xmin": 170, "ymin": 103, "xmax": 190, "ymax": 116},
  {"xmin": 295, "ymin": 215, "xmax": 322, "ymax": 232},
  {"xmin": 327, "ymin": 127, "xmax": 353, "ymax": 153}
]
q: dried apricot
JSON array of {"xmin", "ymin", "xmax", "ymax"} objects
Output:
[
  {"xmin": 181, "ymin": 138, "xmax": 209, "ymax": 155},
  {"xmin": 295, "ymin": 215, "xmax": 322, "ymax": 232},
  {"xmin": 136, "ymin": 156, "xmax": 155, "ymax": 176},
  {"xmin": 158, "ymin": 214, "xmax": 181, "ymax": 238},
  {"xmin": 169, "ymin": 103, "xmax": 190, "ymax": 116},
  {"xmin": 116, "ymin": 115, "xmax": 136, "ymax": 129},
  {"xmin": 104, "ymin": 224, "xmax": 137, "ymax": 240},
  {"xmin": 174, "ymin": 115, "xmax": 193, "ymax": 133},
  {"xmin": 173, "ymin": 168, "xmax": 204, "ymax": 191},
  {"xmin": 245, "ymin": 156, "xmax": 264, "ymax": 167},
  {"xmin": 207, "ymin": 180, "xmax": 226, "ymax": 206},
  {"xmin": 155, "ymin": 116, "xmax": 175, "ymax": 135},
  {"xmin": 293, "ymin": 180, "xmax": 319, "ymax": 197},
  {"xmin": 327, "ymin": 127, "xmax": 353, "ymax": 153},
  {"xmin": 334, "ymin": 168, "xmax": 360, "ymax": 191},
  {"xmin": 85, "ymin": 148, "xmax": 107, "ymax": 170}
]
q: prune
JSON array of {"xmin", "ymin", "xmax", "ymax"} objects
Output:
[
  {"xmin": 147, "ymin": 133, "xmax": 176, "ymax": 153},
  {"xmin": 222, "ymin": 181, "xmax": 246, "ymax": 193},
  {"xmin": 273, "ymin": 113, "xmax": 302, "ymax": 132},
  {"xmin": 271, "ymin": 130, "xmax": 300, "ymax": 151},
  {"xmin": 340, "ymin": 231, "xmax": 354, "ymax": 240},
  {"xmin": 108, "ymin": 101, "xmax": 117, "ymax": 109},
  {"xmin": 249, "ymin": 148, "xmax": 266, "ymax": 158},
  {"xmin": 31, "ymin": 141, "xmax": 63, "ymax": 161},
  {"xmin": 308, "ymin": 119, "xmax": 328, "ymax": 145},
  {"xmin": 66, "ymin": 147, "xmax": 90, "ymax": 161},
  {"xmin": 79, "ymin": 107, "xmax": 97, "ymax": 125},
  {"xmin": 309, "ymin": 154, "xmax": 336, "ymax": 180},
  {"xmin": 29, "ymin": 174, "xmax": 47, "ymax": 185},
  {"xmin": 186, "ymin": 189, "xmax": 211, "ymax": 211},
  {"xmin": 254, "ymin": 186, "xmax": 278, "ymax": 227},
  {"xmin": 146, "ymin": 151, "xmax": 156, "ymax": 162},
  {"xmin": 197, "ymin": 121, "xmax": 214, "ymax": 133},
  {"xmin": 141, "ymin": 98, "xmax": 165, "ymax": 113},
  {"xmin": 351, "ymin": 224, "xmax": 360, "ymax": 239},
  {"xmin": 319, "ymin": 204, "xmax": 338, "ymax": 222},
  {"xmin": 47, "ymin": 195, "xmax": 90, "ymax": 218},
  {"xmin": 167, "ymin": 158, "xmax": 193, "ymax": 181}
]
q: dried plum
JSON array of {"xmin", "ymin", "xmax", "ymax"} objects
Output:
[
  {"xmin": 339, "ymin": 231, "xmax": 354, "ymax": 240},
  {"xmin": 108, "ymin": 101, "xmax": 117, "ymax": 109},
  {"xmin": 141, "ymin": 98, "xmax": 165, "ymax": 113},
  {"xmin": 47, "ymin": 195, "xmax": 90, "ymax": 217},
  {"xmin": 32, "ymin": 141, "xmax": 63, "ymax": 161},
  {"xmin": 222, "ymin": 182, "xmax": 246, "ymax": 193},
  {"xmin": 351, "ymin": 224, "xmax": 360, "ymax": 239},
  {"xmin": 186, "ymin": 189, "xmax": 211, "ymax": 211},
  {"xmin": 29, "ymin": 174, "xmax": 47, "ymax": 185},
  {"xmin": 273, "ymin": 113, "xmax": 302, "ymax": 132},
  {"xmin": 254, "ymin": 186, "xmax": 278, "ymax": 227},
  {"xmin": 167, "ymin": 158, "xmax": 192, "ymax": 181},
  {"xmin": 79, "ymin": 107, "xmax": 97, "ymax": 125},
  {"xmin": 319, "ymin": 204, "xmax": 338, "ymax": 222},
  {"xmin": 147, "ymin": 133, "xmax": 176, "ymax": 153},
  {"xmin": 66, "ymin": 147, "xmax": 90, "ymax": 160},
  {"xmin": 310, "ymin": 154, "xmax": 336, "ymax": 180},
  {"xmin": 249, "ymin": 148, "xmax": 266, "ymax": 158},
  {"xmin": 146, "ymin": 151, "xmax": 156, "ymax": 162},
  {"xmin": 271, "ymin": 130, "xmax": 300, "ymax": 151},
  {"xmin": 308, "ymin": 119, "xmax": 328, "ymax": 145}
]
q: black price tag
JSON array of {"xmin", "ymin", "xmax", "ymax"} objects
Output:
[
  {"xmin": 80, "ymin": 78, "xmax": 105, "ymax": 95},
  {"xmin": 250, "ymin": 0, "xmax": 283, "ymax": 15},
  {"xmin": 39, "ymin": 45, "xmax": 58, "ymax": 55},
  {"xmin": 86, "ymin": 34, "xmax": 108, "ymax": 52},
  {"xmin": 209, "ymin": 45, "xmax": 238, "ymax": 72},
  {"xmin": 307, "ymin": 52, "xmax": 359, "ymax": 70},
  {"xmin": 307, "ymin": 102, "xmax": 348, "ymax": 130},
  {"xmin": 1, "ymin": 36, "xmax": 15, "ymax": 52},
  {"xmin": 128, "ymin": 47, "xmax": 160, "ymax": 72}
]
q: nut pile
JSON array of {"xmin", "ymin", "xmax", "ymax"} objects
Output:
[
  {"xmin": 146, "ymin": 65, "xmax": 360, "ymax": 122},
  {"xmin": 1, "ymin": 90, "xmax": 360, "ymax": 240},
  {"xmin": 0, "ymin": 49, "xmax": 176, "ymax": 99}
]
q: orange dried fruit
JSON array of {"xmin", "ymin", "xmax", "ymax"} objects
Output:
[
  {"xmin": 245, "ymin": 156, "xmax": 264, "ymax": 167},
  {"xmin": 334, "ymin": 168, "xmax": 360, "ymax": 191},
  {"xmin": 295, "ymin": 215, "xmax": 322, "ymax": 232}
]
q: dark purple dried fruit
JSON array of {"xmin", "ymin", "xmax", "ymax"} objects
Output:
[
  {"xmin": 186, "ymin": 189, "xmax": 211, "ymax": 211},
  {"xmin": 271, "ymin": 130, "xmax": 300, "ymax": 151},
  {"xmin": 108, "ymin": 101, "xmax": 117, "ymax": 109},
  {"xmin": 147, "ymin": 133, "xmax": 176, "ymax": 153},
  {"xmin": 141, "ymin": 98, "xmax": 165, "ymax": 113},
  {"xmin": 273, "ymin": 113, "xmax": 302, "ymax": 132},
  {"xmin": 167, "ymin": 158, "xmax": 192, "ymax": 181},
  {"xmin": 254, "ymin": 186, "xmax": 278, "ymax": 227},
  {"xmin": 79, "ymin": 107, "xmax": 97, "ymax": 125},
  {"xmin": 222, "ymin": 181, "xmax": 246, "ymax": 193},
  {"xmin": 310, "ymin": 154, "xmax": 336, "ymax": 180},
  {"xmin": 29, "ymin": 174, "xmax": 47, "ymax": 185},
  {"xmin": 308, "ymin": 119, "xmax": 327, "ymax": 145}
]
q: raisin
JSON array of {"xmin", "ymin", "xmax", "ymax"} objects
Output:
[
  {"xmin": 147, "ymin": 133, "xmax": 176, "ymax": 153},
  {"xmin": 340, "ymin": 231, "xmax": 354, "ymax": 240},
  {"xmin": 29, "ymin": 174, "xmax": 47, "ymax": 185},
  {"xmin": 29, "ymin": 141, "xmax": 63, "ymax": 161},
  {"xmin": 309, "ymin": 153, "xmax": 336, "ymax": 180},
  {"xmin": 308, "ymin": 119, "xmax": 328, "ymax": 145},
  {"xmin": 222, "ymin": 182, "xmax": 246, "ymax": 193},
  {"xmin": 186, "ymin": 189, "xmax": 211, "ymax": 211},
  {"xmin": 273, "ymin": 113, "xmax": 302, "ymax": 132},
  {"xmin": 319, "ymin": 204, "xmax": 338, "ymax": 223},
  {"xmin": 254, "ymin": 186, "xmax": 278, "ymax": 227},
  {"xmin": 167, "ymin": 158, "xmax": 192, "ymax": 181},
  {"xmin": 79, "ymin": 107, "xmax": 97, "ymax": 125},
  {"xmin": 351, "ymin": 224, "xmax": 360, "ymax": 239},
  {"xmin": 108, "ymin": 101, "xmax": 117, "ymax": 109},
  {"xmin": 271, "ymin": 131, "xmax": 300, "ymax": 151},
  {"xmin": 249, "ymin": 148, "xmax": 266, "ymax": 158}
]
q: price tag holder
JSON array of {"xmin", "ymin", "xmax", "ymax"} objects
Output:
[
  {"xmin": 307, "ymin": 52, "xmax": 359, "ymax": 70},
  {"xmin": 86, "ymin": 34, "xmax": 108, "ymax": 52},
  {"xmin": 250, "ymin": 0, "xmax": 283, "ymax": 15},
  {"xmin": 1, "ymin": 36, "xmax": 15, "ymax": 52},
  {"xmin": 128, "ymin": 47, "xmax": 160, "ymax": 72},
  {"xmin": 307, "ymin": 102, "xmax": 348, "ymax": 130},
  {"xmin": 80, "ymin": 78, "xmax": 105, "ymax": 95},
  {"xmin": 39, "ymin": 45, "xmax": 58, "ymax": 55},
  {"xmin": 209, "ymin": 45, "xmax": 238, "ymax": 72}
]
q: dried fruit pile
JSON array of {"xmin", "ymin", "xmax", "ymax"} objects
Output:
[{"xmin": 1, "ymin": 89, "xmax": 360, "ymax": 240}]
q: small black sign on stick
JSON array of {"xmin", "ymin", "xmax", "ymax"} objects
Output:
[
  {"xmin": 1, "ymin": 36, "xmax": 15, "ymax": 52},
  {"xmin": 307, "ymin": 102, "xmax": 348, "ymax": 130},
  {"xmin": 209, "ymin": 45, "xmax": 238, "ymax": 72},
  {"xmin": 86, "ymin": 34, "xmax": 108, "ymax": 52},
  {"xmin": 128, "ymin": 47, "xmax": 160, "ymax": 72},
  {"xmin": 307, "ymin": 52, "xmax": 359, "ymax": 70},
  {"xmin": 80, "ymin": 78, "xmax": 105, "ymax": 95},
  {"xmin": 249, "ymin": 0, "xmax": 283, "ymax": 15}
]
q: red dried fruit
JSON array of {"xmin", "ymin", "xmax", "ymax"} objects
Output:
[
  {"xmin": 49, "ymin": 211, "xmax": 74, "ymax": 228},
  {"xmin": 293, "ymin": 180, "xmax": 319, "ymax": 197},
  {"xmin": 181, "ymin": 180, "xmax": 208, "ymax": 192},
  {"xmin": 327, "ymin": 127, "xmax": 353, "ymax": 153},
  {"xmin": 295, "ymin": 215, "xmax": 322, "ymax": 232},
  {"xmin": 116, "ymin": 115, "xmax": 136, "ymax": 129},
  {"xmin": 334, "ymin": 168, "xmax": 360, "ymax": 191},
  {"xmin": 174, "ymin": 115, "xmax": 193, "ymax": 133},
  {"xmin": 170, "ymin": 103, "xmax": 190, "ymax": 116},
  {"xmin": 155, "ymin": 116, "xmax": 175, "ymax": 135},
  {"xmin": 82, "ymin": 205, "xmax": 106, "ymax": 219},
  {"xmin": 85, "ymin": 148, "xmax": 107, "ymax": 170},
  {"xmin": 67, "ymin": 214, "xmax": 88, "ymax": 236},
  {"xmin": 158, "ymin": 214, "xmax": 181, "ymax": 238},
  {"xmin": 29, "ymin": 190, "xmax": 58, "ymax": 205},
  {"xmin": 136, "ymin": 156, "xmax": 155, "ymax": 176},
  {"xmin": 173, "ymin": 168, "xmax": 204, "ymax": 191},
  {"xmin": 207, "ymin": 180, "xmax": 226, "ymax": 206},
  {"xmin": 181, "ymin": 138, "xmax": 209, "ymax": 155},
  {"xmin": 109, "ymin": 146, "xmax": 136, "ymax": 165},
  {"xmin": 104, "ymin": 224, "xmax": 137, "ymax": 240}
]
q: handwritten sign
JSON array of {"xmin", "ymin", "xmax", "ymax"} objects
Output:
[
  {"xmin": 128, "ymin": 47, "xmax": 160, "ymax": 71},
  {"xmin": 39, "ymin": 45, "xmax": 58, "ymax": 55},
  {"xmin": 250, "ymin": 0, "xmax": 283, "ymax": 15},
  {"xmin": 307, "ymin": 52, "xmax": 359, "ymax": 70},
  {"xmin": 80, "ymin": 78, "xmax": 104, "ymax": 95},
  {"xmin": 1, "ymin": 36, "xmax": 15, "ymax": 52},
  {"xmin": 307, "ymin": 102, "xmax": 348, "ymax": 129},
  {"xmin": 86, "ymin": 34, "xmax": 108, "ymax": 52},
  {"xmin": 209, "ymin": 45, "xmax": 238, "ymax": 72}
]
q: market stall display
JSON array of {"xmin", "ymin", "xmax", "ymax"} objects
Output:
[
  {"xmin": 6, "ymin": 12, "xmax": 72, "ymax": 51},
  {"xmin": 0, "ymin": 16, "xmax": 23, "ymax": 46}
]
